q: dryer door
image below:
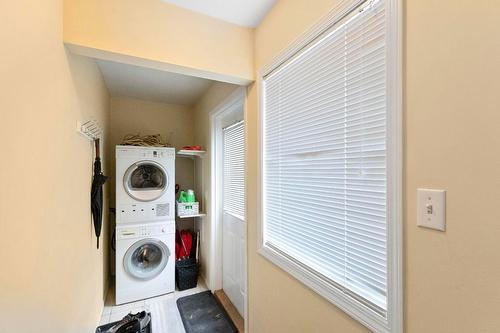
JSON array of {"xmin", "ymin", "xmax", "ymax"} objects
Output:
[
  {"xmin": 124, "ymin": 238, "xmax": 170, "ymax": 280},
  {"xmin": 123, "ymin": 160, "xmax": 168, "ymax": 202}
]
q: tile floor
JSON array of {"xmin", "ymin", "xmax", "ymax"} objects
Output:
[{"xmin": 99, "ymin": 280, "xmax": 208, "ymax": 332}]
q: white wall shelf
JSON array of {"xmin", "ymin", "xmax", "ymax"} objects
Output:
[
  {"xmin": 177, "ymin": 150, "xmax": 206, "ymax": 158},
  {"xmin": 177, "ymin": 212, "xmax": 206, "ymax": 219}
]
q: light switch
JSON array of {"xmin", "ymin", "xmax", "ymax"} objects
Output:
[{"xmin": 417, "ymin": 188, "xmax": 446, "ymax": 231}]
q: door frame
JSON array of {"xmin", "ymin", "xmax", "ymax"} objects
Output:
[{"xmin": 209, "ymin": 87, "xmax": 247, "ymax": 326}]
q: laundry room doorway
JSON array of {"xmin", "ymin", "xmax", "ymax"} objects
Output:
[{"xmin": 210, "ymin": 88, "xmax": 247, "ymax": 330}]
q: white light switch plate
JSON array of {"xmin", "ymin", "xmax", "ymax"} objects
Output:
[{"xmin": 417, "ymin": 189, "xmax": 446, "ymax": 231}]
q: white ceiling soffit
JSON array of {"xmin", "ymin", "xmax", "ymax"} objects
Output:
[
  {"xmin": 97, "ymin": 60, "xmax": 214, "ymax": 106},
  {"xmin": 160, "ymin": 0, "xmax": 276, "ymax": 28}
]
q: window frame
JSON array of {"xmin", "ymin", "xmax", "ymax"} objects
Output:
[{"xmin": 256, "ymin": 0, "xmax": 403, "ymax": 332}]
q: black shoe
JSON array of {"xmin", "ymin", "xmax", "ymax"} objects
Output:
[
  {"xmin": 117, "ymin": 319, "xmax": 141, "ymax": 333},
  {"xmin": 107, "ymin": 311, "xmax": 150, "ymax": 333},
  {"xmin": 127, "ymin": 311, "xmax": 151, "ymax": 330},
  {"xmin": 108, "ymin": 318, "xmax": 141, "ymax": 333}
]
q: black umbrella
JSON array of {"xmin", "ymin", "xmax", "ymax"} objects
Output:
[{"xmin": 91, "ymin": 138, "xmax": 107, "ymax": 249}]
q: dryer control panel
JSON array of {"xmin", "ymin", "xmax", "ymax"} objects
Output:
[
  {"xmin": 116, "ymin": 146, "xmax": 175, "ymax": 159},
  {"xmin": 117, "ymin": 202, "xmax": 172, "ymax": 223}
]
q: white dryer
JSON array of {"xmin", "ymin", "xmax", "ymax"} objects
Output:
[
  {"xmin": 116, "ymin": 146, "xmax": 175, "ymax": 224},
  {"xmin": 115, "ymin": 221, "xmax": 175, "ymax": 304}
]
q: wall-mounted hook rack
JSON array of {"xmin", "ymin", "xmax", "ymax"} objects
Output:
[{"xmin": 77, "ymin": 119, "xmax": 102, "ymax": 140}]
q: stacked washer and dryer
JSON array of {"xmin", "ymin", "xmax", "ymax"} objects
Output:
[{"xmin": 115, "ymin": 145, "xmax": 176, "ymax": 305}]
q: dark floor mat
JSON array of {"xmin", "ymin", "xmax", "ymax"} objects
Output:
[{"xmin": 177, "ymin": 291, "xmax": 238, "ymax": 333}]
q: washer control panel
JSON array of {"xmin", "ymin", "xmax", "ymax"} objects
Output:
[{"xmin": 116, "ymin": 222, "xmax": 175, "ymax": 240}]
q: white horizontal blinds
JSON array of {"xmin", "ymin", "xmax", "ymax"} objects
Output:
[
  {"xmin": 263, "ymin": 0, "xmax": 387, "ymax": 313},
  {"xmin": 344, "ymin": 0, "xmax": 387, "ymax": 310},
  {"xmin": 223, "ymin": 121, "xmax": 245, "ymax": 219}
]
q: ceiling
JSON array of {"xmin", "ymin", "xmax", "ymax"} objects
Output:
[
  {"xmin": 160, "ymin": 0, "xmax": 276, "ymax": 28},
  {"xmin": 97, "ymin": 60, "xmax": 214, "ymax": 106}
]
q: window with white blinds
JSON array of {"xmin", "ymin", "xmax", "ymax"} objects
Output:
[
  {"xmin": 262, "ymin": 0, "xmax": 392, "ymax": 319},
  {"xmin": 223, "ymin": 121, "xmax": 245, "ymax": 219}
]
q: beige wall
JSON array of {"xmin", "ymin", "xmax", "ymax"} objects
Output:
[
  {"xmin": 64, "ymin": 0, "xmax": 254, "ymax": 84},
  {"xmin": 192, "ymin": 82, "xmax": 240, "ymax": 285},
  {"xmin": 404, "ymin": 1, "xmax": 500, "ymax": 331},
  {"xmin": 246, "ymin": 0, "xmax": 500, "ymax": 332},
  {"xmin": 0, "ymin": 0, "xmax": 110, "ymax": 332}
]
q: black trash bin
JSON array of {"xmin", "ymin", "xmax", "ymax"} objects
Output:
[{"xmin": 176, "ymin": 258, "xmax": 199, "ymax": 291}]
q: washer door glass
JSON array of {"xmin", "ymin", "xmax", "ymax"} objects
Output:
[
  {"xmin": 124, "ymin": 239, "xmax": 170, "ymax": 280},
  {"xmin": 124, "ymin": 161, "xmax": 168, "ymax": 202}
]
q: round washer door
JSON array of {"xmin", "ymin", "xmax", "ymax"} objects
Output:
[
  {"xmin": 123, "ymin": 238, "xmax": 170, "ymax": 280},
  {"xmin": 123, "ymin": 160, "xmax": 168, "ymax": 202}
]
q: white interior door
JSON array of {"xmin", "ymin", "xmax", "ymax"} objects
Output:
[{"xmin": 222, "ymin": 121, "xmax": 246, "ymax": 316}]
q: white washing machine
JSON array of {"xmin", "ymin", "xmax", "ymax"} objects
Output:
[
  {"xmin": 116, "ymin": 145, "xmax": 175, "ymax": 224},
  {"xmin": 115, "ymin": 221, "xmax": 175, "ymax": 304}
]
